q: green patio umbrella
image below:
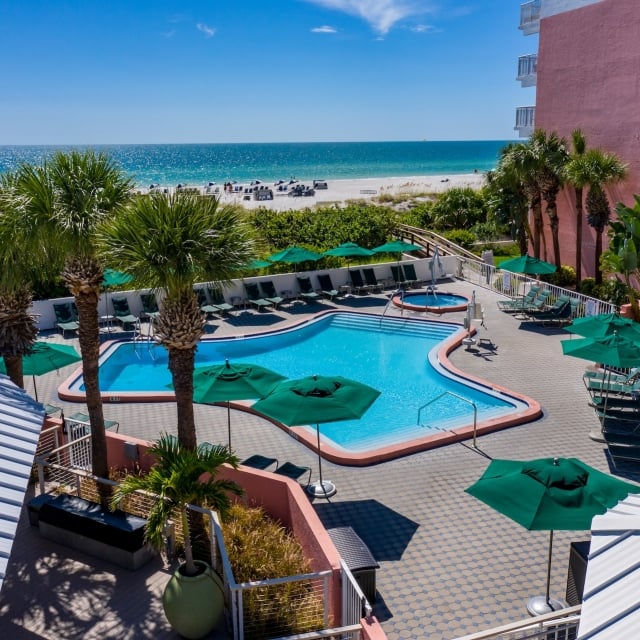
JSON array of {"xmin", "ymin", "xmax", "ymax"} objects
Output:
[
  {"xmin": 563, "ymin": 313, "xmax": 640, "ymax": 341},
  {"xmin": 466, "ymin": 456, "xmax": 640, "ymax": 615},
  {"xmin": 323, "ymin": 242, "xmax": 375, "ymax": 258},
  {"xmin": 499, "ymin": 254, "xmax": 557, "ymax": 275},
  {"xmin": 372, "ymin": 239, "xmax": 422, "ymax": 255},
  {"xmin": 267, "ymin": 246, "xmax": 324, "ymax": 265},
  {"xmin": 102, "ymin": 269, "xmax": 134, "ymax": 329},
  {"xmin": 192, "ymin": 359, "xmax": 286, "ymax": 450},
  {"xmin": 0, "ymin": 341, "xmax": 82, "ymax": 401},
  {"xmin": 252, "ymin": 374, "xmax": 381, "ymax": 498},
  {"xmin": 245, "ymin": 259, "xmax": 272, "ymax": 270}
]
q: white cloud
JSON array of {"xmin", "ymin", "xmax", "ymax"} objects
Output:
[
  {"xmin": 196, "ymin": 23, "xmax": 216, "ymax": 38},
  {"xmin": 410, "ymin": 23, "xmax": 437, "ymax": 33},
  {"xmin": 305, "ymin": 0, "xmax": 434, "ymax": 35},
  {"xmin": 311, "ymin": 25, "xmax": 338, "ymax": 33}
]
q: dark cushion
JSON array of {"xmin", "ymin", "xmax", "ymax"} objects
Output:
[{"xmin": 39, "ymin": 494, "xmax": 147, "ymax": 552}]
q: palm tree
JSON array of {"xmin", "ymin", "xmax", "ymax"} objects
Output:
[
  {"xmin": 15, "ymin": 151, "xmax": 134, "ymax": 486},
  {"xmin": 532, "ymin": 130, "xmax": 569, "ymax": 268},
  {"xmin": 112, "ymin": 434, "xmax": 242, "ymax": 576},
  {"xmin": 97, "ymin": 191, "xmax": 254, "ymax": 450},
  {"xmin": 500, "ymin": 140, "xmax": 544, "ymax": 258},
  {"xmin": 563, "ymin": 129, "xmax": 588, "ymax": 284},
  {"xmin": 582, "ymin": 149, "xmax": 628, "ymax": 284}
]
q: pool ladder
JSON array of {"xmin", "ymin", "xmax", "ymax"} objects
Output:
[
  {"xmin": 380, "ymin": 288, "xmax": 404, "ymax": 326},
  {"xmin": 417, "ymin": 391, "xmax": 478, "ymax": 449}
]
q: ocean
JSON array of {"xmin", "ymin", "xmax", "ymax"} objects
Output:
[{"xmin": 0, "ymin": 140, "xmax": 511, "ymax": 188}]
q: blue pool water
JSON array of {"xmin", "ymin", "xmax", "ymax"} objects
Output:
[
  {"xmin": 401, "ymin": 293, "xmax": 468, "ymax": 308},
  {"xmin": 74, "ymin": 313, "xmax": 525, "ymax": 452}
]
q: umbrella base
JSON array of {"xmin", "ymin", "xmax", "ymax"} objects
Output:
[
  {"xmin": 307, "ymin": 480, "xmax": 337, "ymax": 499},
  {"xmin": 526, "ymin": 595, "xmax": 569, "ymax": 616}
]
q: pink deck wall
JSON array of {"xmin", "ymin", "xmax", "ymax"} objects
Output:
[{"xmin": 535, "ymin": 0, "xmax": 640, "ymax": 277}]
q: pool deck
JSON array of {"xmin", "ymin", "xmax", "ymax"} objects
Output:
[{"xmin": 2, "ymin": 281, "xmax": 639, "ymax": 639}]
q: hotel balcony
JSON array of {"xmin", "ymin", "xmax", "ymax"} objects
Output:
[
  {"xmin": 519, "ymin": 0, "xmax": 541, "ymax": 35},
  {"xmin": 517, "ymin": 54, "xmax": 538, "ymax": 87},
  {"xmin": 515, "ymin": 106, "xmax": 535, "ymax": 138}
]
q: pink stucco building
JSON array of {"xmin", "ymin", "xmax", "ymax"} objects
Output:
[{"xmin": 518, "ymin": 0, "xmax": 640, "ymax": 277}]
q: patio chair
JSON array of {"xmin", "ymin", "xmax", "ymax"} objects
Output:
[
  {"xmin": 53, "ymin": 302, "xmax": 79, "ymax": 338},
  {"xmin": 194, "ymin": 288, "xmax": 219, "ymax": 317},
  {"xmin": 66, "ymin": 411, "xmax": 120, "ymax": 433},
  {"xmin": 244, "ymin": 282, "xmax": 273, "ymax": 311},
  {"xmin": 111, "ymin": 296, "xmax": 140, "ymax": 330},
  {"xmin": 241, "ymin": 454, "xmax": 279, "ymax": 470},
  {"xmin": 274, "ymin": 461, "xmax": 311, "ymax": 486},
  {"xmin": 521, "ymin": 289, "xmax": 552, "ymax": 314},
  {"xmin": 527, "ymin": 298, "xmax": 573, "ymax": 326},
  {"xmin": 139, "ymin": 293, "xmax": 160, "ymax": 321},
  {"xmin": 296, "ymin": 276, "xmax": 320, "ymax": 302},
  {"xmin": 390, "ymin": 265, "xmax": 412, "ymax": 289},
  {"xmin": 401, "ymin": 263, "xmax": 420, "ymax": 288},
  {"xmin": 317, "ymin": 274, "xmax": 339, "ymax": 300},
  {"xmin": 349, "ymin": 269, "xmax": 372, "ymax": 295},
  {"xmin": 361, "ymin": 268, "xmax": 384, "ymax": 292},
  {"xmin": 497, "ymin": 285, "xmax": 542, "ymax": 313},
  {"xmin": 259, "ymin": 281, "xmax": 284, "ymax": 309},
  {"xmin": 208, "ymin": 287, "xmax": 234, "ymax": 315}
]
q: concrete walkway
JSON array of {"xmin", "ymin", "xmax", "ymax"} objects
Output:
[{"xmin": 1, "ymin": 282, "xmax": 638, "ymax": 639}]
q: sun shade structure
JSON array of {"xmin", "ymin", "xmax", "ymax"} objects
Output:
[
  {"xmin": 192, "ymin": 359, "xmax": 286, "ymax": 450},
  {"xmin": 252, "ymin": 374, "xmax": 381, "ymax": 498},
  {"xmin": 0, "ymin": 341, "xmax": 82, "ymax": 401},
  {"xmin": 499, "ymin": 254, "xmax": 557, "ymax": 275},
  {"xmin": 466, "ymin": 457, "xmax": 640, "ymax": 616},
  {"xmin": 267, "ymin": 246, "xmax": 324, "ymax": 264}
]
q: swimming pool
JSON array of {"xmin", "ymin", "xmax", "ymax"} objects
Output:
[{"xmin": 61, "ymin": 312, "xmax": 540, "ymax": 463}]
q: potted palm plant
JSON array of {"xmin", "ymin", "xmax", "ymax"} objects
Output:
[{"xmin": 112, "ymin": 434, "xmax": 243, "ymax": 639}]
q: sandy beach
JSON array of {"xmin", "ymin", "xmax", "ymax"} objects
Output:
[{"xmin": 143, "ymin": 173, "xmax": 486, "ymax": 211}]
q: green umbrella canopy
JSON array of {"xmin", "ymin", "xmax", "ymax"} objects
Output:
[
  {"xmin": 323, "ymin": 242, "xmax": 375, "ymax": 258},
  {"xmin": 499, "ymin": 254, "xmax": 557, "ymax": 275},
  {"xmin": 564, "ymin": 313, "xmax": 640, "ymax": 341},
  {"xmin": 245, "ymin": 259, "xmax": 272, "ymax": 270},
  {"xmin": 466, "ymin": 457, "xmax": 640, "ymax": 531},
  {"xmin": 561, "ymin": 332, "xmax": 640, "ymax": 369},
  {"xmin": 252, "ymin": 374, "xmax": 381, "ymax": 498},
  {"xmin": 0, "ymin": 341, "xmax": 82, "ymax": 402},
  {"xmin": 372, "ymin": 239, "xmax": 422, "ymax": 254},
  {"xmin": 193, "ymin": 359, "xmax": 286, "ymax": 450},
  {"xmin": 267, "ymin": 246, "xmax": 324, "ymax": 264},
  {"xmin": 103, "ymin": 268, "xmax": 134, "ymax": 288}
]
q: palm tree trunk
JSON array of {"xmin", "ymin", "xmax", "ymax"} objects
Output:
[
  {"xmin": 547, "ymin": 198, "xmax": 562, "ymax": 268},
  {"xmin": 76, "ymin": 292, "xmax": 110, "ymax": 499},
  {"xmin": 595, "ymin": 231, "xmax": 603, "ymax": 285},
  {"xmin": 532, "ymin": 196, "xmax": 543, "ymax": 259},
  {"xmin": 169, "ymin": 347, "xmax": 197, "ymax": 450},
  {"xmin": 575, "ymin": 187, "xmax": 584, "ymax": 284},
  {"xmin": 2, "ymin": 355, "xmax": 24, "ymax": 391}
]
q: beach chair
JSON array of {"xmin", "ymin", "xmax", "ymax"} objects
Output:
[
  {"xmin": 401, "ymin": 263, "xmax": 420, "ymax": 288},
  {"xmin": 53, "ymin": 302, "xmax": 79, "ymax": 338},
  {"xmin": 497, "ymin": 285, "xmax": 542, "ymax": 313},
  {"xmin": 317, "ymin": 274, "xmax": 339, "ymax": 300},
  {"xmin": 244, "ymin": 282, "xmax": 273, "ymax": 311},
  {"xmin": 527, "ymin": 297, "xmax": 573, "ymax": 325},
  {"xmin": 194, "ymin": 288, "xmax": 219, "ymax": 318},
  {"xmin": 208, "ymin": 287, "xmax": 234, "ymax": 315},
  {"xmin": 349, "ymin": 269, "xmax": 372, "ymax": 295},
  {"xmin": 259, "ymin": 281, "xmax": 284, "ymax": 309},
  {"xmin": 274, "ymin": 461, "xmax": 311, "ymax": 486},
  {"xmin": 296, "ymin": 276, "xmax": 320, "ymax": 302},
  {"xmin": 390, "ymin": 265, "xmax": 411, "ymax": 289},
  {"xmin": 139, "ymin": 293, "xmax": 160, "ymax": 322},
  {"xmin": 66, "ymin": 411, "xmax": 120, "ymax": 433},
  {"xmin": 241, "ymin": 454, "xmax": 279, "ymax": 470},
  {"xmin": 111, "ymin": 297, "xmax": 140, "ymax": 330},
  {"xmin": 362, "ymin": 268, "xmax": 384, "ymax": 292}
]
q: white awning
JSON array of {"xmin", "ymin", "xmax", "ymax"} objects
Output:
[
  {"xmin": 577, "ymin": 495, "xmax": 640, "ymax": 639},
  {"xmin": 0, "ymin": 374, "xmax": 45, "ymax": 592}
]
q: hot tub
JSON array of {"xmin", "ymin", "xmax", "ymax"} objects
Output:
[{"xmin": 391, "ymin": 291, "xmax": 469, "ymax": 314}]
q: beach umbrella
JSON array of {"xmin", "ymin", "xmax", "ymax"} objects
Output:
[
  {"xmin": 267, "ymin": 246, "xmax": 324, "ymax": 265},
  {"xmin": 466, "ymin": 456, "xmax": 640, "ymax": 615},
  {"xmin": 428, "ymin": 245, "xmax": 443, "ymax": 289},
  {"xmin": 372, "ymin": 239, "xmax": 422, "ymax": 255},
  {"xmin": 192, "ymin": 359, "xmax": 286, "ymax": 450},
  {"xmin": 245, "ymin": 259, "xmax": 272, "ymax": 270},
  {"xmin": 252, "ymin": 374, "xmax": 381, "ymax": 498},
  {"xmin": 102, "ymin": 269, "xmax": 134, "ymax": 329},
  {"xmin": 499, "ymin": 254, "xmax": 557, "ymax": 275},
  {"xmin": 323, "ymin": 242, "xmax": 375, "ymax": 259},
  {"xmin": 563, "ymin": 312, "xmax": 640, "ymax": 341},
  {"xmin": 0, "ymin": 341, "xmax": 82, "ymax": 401}
]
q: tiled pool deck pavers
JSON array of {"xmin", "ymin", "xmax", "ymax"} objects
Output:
[{"xmin": 1, "ymin": 282, "xmax": 638, "ymax": 639}]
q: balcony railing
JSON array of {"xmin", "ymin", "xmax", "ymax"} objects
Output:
[
  {"xmin": 514, "ymin": 106, "xmax": 536, "ymax": 137},
  {"xmin": 519, "ymin": 0, "xmax": 541, "ymax": 35},
  {"xmin": 516, "ymin": 54, "xmax": 538, "ymax": 87}
]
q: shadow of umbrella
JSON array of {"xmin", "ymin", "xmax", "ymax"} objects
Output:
[
  {"xmin": 466, "ymin": 456, "xmax": 640, "ymax": 615},
  {"xmin": 192, "ymin": 359, "xmax": 286, "ymax": 450},
  {"xmin": 0, "ymin": 341, "xmax": 82, "ymax": 401},
  {"xmin": 252, "ymin": 374, "xmax": 380, "ymax": 499}
]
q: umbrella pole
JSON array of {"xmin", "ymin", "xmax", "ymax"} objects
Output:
[
  {"xmin": 227, "ymin": 401, "xmax": 232, "ymax": 450},
  {"xmin": 316, "ymin": 424, "xmax": 325, "ymax": 493},
  {"xmin": 33, "ymin": 375, "xmax": 38, "ymax": 402},
  {"xmin": 545, "ymin": 529, "xmax": 553, "ymax": 605},
  {"xmin": 307, "ymin": 423, "xmax": 336, "ymax": 499}
]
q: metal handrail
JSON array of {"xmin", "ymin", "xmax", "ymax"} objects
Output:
[{"xmin": 418, "ymin": 391, "xmax": 479, "ymax": 448}]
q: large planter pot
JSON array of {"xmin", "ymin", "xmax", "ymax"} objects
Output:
[{"xmin": 162, "ymin": 560, "xmax": 225, "ymax": 639}]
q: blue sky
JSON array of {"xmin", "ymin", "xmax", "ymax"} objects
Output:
[{"xmin": 0, "ymin": 1, "xmax": 537, "ymax": 144}]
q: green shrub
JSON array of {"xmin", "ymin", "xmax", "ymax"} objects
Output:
[
  {"xmin": 443, "ymin": 229, "xmax": 476, "ymax": 251},
  {"xmin": 222, "ymin": 503, "xmax": 324, "ymax": 638},
  {"xmin": 548, "ymin": 265, "xmax": 577, "ymax": 288}
]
